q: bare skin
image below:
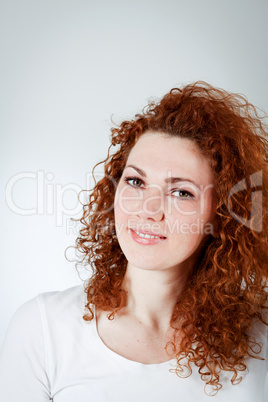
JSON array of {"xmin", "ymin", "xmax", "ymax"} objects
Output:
[
  {"xmin": 96, "ymin": 270, "xmax": 183, "ymax": 363},
  {"xmin": 96, "ymin": 132, "xmax": 216, "ymax": 364}
]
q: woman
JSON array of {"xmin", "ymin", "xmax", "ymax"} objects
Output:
[{"xmin": 0, "ymin": 82, "xmax": 267, "ymax": 401}]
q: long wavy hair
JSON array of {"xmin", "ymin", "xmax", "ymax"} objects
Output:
[{"xmin": 73, "ymin": 81, "xmax": 268, "ymax": 395}]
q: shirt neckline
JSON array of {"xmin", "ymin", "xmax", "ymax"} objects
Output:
[{"xmin": 84, "ymin": 299, "xmax": 177, "ymax": 372}]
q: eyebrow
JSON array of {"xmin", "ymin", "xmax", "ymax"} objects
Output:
[{"xmin": 125, "ymin": 164, "xmax": 201, "ymax": 189}]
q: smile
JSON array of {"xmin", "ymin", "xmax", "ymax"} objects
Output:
[
  {"xmin": 129, "ymin": 229, "xmax": 166, "ymax": 245},
  {"xmin": 135, "ymin": 231, "xmax": 160, "ymax": 239}
]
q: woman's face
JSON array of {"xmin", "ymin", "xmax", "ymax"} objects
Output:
[{"xmin": 114, "ymin": 131, "xmax": 216, "ymax": 275}]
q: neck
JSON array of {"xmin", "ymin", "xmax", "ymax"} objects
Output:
[{"xmin": 121, "ymin": 263, "xmax": 190, "ymax": 332}]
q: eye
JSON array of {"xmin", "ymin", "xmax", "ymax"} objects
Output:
[
  {"xmin": 124, "ymin": 176, "xmax": 145, "ymax": 188},
  {"xmin": 171, "ymin": 189, "xmax": 194, "ymax": 199}
]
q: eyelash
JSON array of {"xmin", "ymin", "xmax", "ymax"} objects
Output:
[
  {"xmin": 124, "ymin": 176, "xmax": 144, "ymax": 188},
  {"xmin": 171, "ymin": 189, "xmax": 194, "ymax": 199},
  {"xmin": 124, "ymin": 176, "xmax": 195, "ymax": 199}
]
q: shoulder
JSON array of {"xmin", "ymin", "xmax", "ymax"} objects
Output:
[
  {"xmin": 0, "ymin": 287, "xmax": 86, "ymax": 400},
  {"xmin": 37, "ymin": 284, "xmax": 87, "ymax": 333},
  {"xmin": 4, "ymin": 284, "xmax": 86, "ymax": 340},
  {"xmin": 37, "ymin": 283, "xmax": 86, "ymax": 314}
]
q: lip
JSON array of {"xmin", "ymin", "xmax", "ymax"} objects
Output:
[{"xmin": 129, "ymin": 228, "xmax": 166, "ymax": 246}]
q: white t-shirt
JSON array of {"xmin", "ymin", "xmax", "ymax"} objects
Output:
[{"xmin": 0, "ymin": 284, "xmax": 267, "ymax": 402}]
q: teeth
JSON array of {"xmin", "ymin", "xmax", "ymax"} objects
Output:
[{"xmin": 135, "ymin": 231, "xmax": 160, "ymax": 239}]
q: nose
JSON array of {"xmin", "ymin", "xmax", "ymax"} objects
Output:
[{"xmin": 138, "ymin": 186, "xmax": 165, "ymax": 222}]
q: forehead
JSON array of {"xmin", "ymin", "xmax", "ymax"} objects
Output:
[{"xmin": 126, "ymin": 131, "xmax": 214, "ymax": 184}]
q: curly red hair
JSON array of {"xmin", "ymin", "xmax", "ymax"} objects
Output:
[{"xmin": 73, "ymin": 81, "xmax": 268, "ymax": 395}]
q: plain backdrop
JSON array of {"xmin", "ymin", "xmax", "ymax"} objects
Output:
[{"xmin": 1, "ymin": 0, "xmax": 268, "ymax": 395}]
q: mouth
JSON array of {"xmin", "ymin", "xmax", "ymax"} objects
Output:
[
  {"xmin": 129, "ymin": 228, "xmax": 167, "ymax": 245},
  {"xmin": 132, "ymin": 229, "xmax": 166, "ymax": 239}
]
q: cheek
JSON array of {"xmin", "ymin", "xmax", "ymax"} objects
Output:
[
  {"xmin": 115, "ymin": 184, "xmax": 143, "ymax": 216},
  {"xmin": 167, "ymin": 198, "xmax": 215, "ymax": 236},
  {"xmin": 169, "ymin": 199, "xmax": 198, "ymax": 217},
  {"xmin": 170, "ymin": 193, "xmax": 215, "ymax": 220},
  {"xmin": 114, "ymin": 186, "xmax": 134, "ymax": 226},
  {"xmin": 114, "ymin": 204, "xmax": 127, "ymax": 242},
  {"xmin": 199, "ymin": 193, "xmax": 216, "ymax": 224},
  {"xmin": 114, "ymin": 196, "xmax": 125, "ymax": 226}
]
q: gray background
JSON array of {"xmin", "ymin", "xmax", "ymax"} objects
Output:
[{"xmin": 1, "ymin": 0, "xmax": 267, "ymax": 395}]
